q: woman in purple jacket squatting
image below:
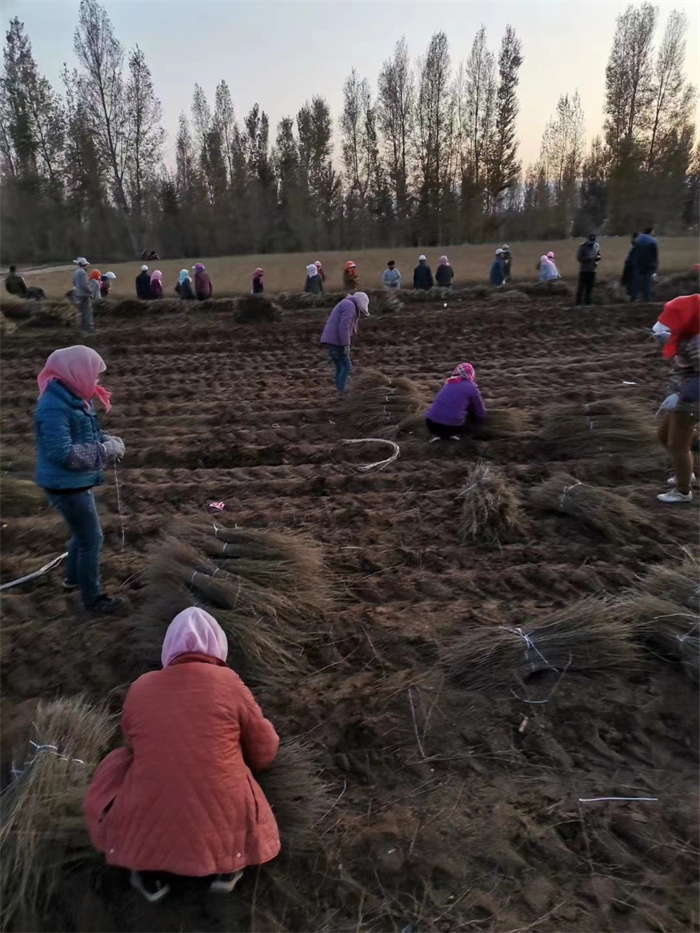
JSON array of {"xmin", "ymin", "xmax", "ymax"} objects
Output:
[{"xmin": 425, "ymin": 362, "xmax": 487, "ymax": 440}]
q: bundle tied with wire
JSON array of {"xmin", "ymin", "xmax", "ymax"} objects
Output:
[
  {"xmin": 457, "ymin": 461, "xmax": 523, "ymax": 545},
  {"xmin": 0, "ymin": 698, "xmax": 116, "ymax": 928},
  {"xmin": 337, "ymin": 368, "xmax": 426, "ymax": 439},
  {"xmin": 472, "ymin": 408, "xmax": 532, "ymax": 440},
  {"xmin": 530, "ymin": 472, "xmax": 650, "ymax": 544},
  {"xmin": 540, "ymin": 398, "xmax": 660, "ymax": 465},
  {"xmin": 443, "ymin": 598, "xmax": 640, "ymax": 692}
]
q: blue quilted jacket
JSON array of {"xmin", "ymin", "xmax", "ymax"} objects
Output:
[{"xmin": 35, "ymin": 380, "xmax": 107, "ymax": 490}]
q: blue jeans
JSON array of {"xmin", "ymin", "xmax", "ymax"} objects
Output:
[
  {"xmin": 327, "ymin": 345, "xmax": 353, "ymax": 393},
  {"xmin": 631, "ymin": 271, "xmax": 653, "ymax": 302},
  {"xmin": 46, "ymin": 489, "xmax": 103, "ymax": 606}
]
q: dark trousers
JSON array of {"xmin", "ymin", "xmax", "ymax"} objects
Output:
[
  {"xmin": 46, "ymin": 489, "xmax": 103, "ymax": 606},
  {"xmin": 631, "ymin": 270, "xmax": 653, "ymax": 302},
  {"xmin": 426, "ymin": 417, "xmax": 471, "ymax": 439},
  {"xmin": 575, "ymin": 270, "xmax": 596, "ymax": 305}
]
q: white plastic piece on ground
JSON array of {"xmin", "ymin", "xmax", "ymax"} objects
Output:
[
  {"xmin": 0, "ymin": 552, "xmax": 68, "ymax": 591},
  {"xmin": 338, "ymin": 438, "xmax": 400, "ymax": 473}
]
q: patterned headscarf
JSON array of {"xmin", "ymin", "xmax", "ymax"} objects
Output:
[{"xmin": 446, "ymin": 362, "xmax": 476, "ymax": 384}]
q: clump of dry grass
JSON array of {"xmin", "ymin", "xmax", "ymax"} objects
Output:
[
  {"xmin": 235, "ymin": 295, "xmax": 282, "ymax": 324},
  {"xmin": 530, "ymin": 472, "xmax": 650, "ymax": 543},
  {"xmin": 444, "ymin": 598, "xmax": 639, "ymax": 691},
  {"xmin": 457, "ymin": 461, "xmax": 523, "ymax": 545},
  {"xmin": 256, "ymin": 740, "xmax": 332, "ymax": 854},
  {"xmin": 616, "ymin": 593, "xmax": 699, "ymax": 683},
  {"xmin": 541, "ymin": 398, "xmax": 659, "ymax": 462},
  {"xmin": 338, "ymin": 368, "xmax": 426, "ymax": 438},
  {"xmin": 473, "ymin": 408, "xmax": 531, "ymax": 439},
  {"xmin": 0, "ymin": 478, "xmax": 46, "ymax": 517},
  {"xmin": 638, "ymin": 549, "xmax": 700, "ymax": 612},
  {"xmin": 0, "ymin": 697, "xmax": 116, "ymax": 926}
]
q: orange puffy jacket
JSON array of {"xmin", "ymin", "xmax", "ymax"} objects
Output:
[{"xmin": 83, "ymin": 653, "xmax": 280, "ymax": 876}]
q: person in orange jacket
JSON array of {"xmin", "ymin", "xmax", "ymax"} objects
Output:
[
  {"xmin": 343, "ymin": 261, "xmax": 358, "ymax": 292},
  {"xmin": 84, "ymin": 607, "xmax": 280, "ymax": 903}
]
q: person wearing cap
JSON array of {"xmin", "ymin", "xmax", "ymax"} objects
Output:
[
  {"xmin": 435, "ymin": 256, "xmax": 454, "ymax": 289},
  {"xmin": 135, "ymin": 265, "xmax": 151, "ymax": 300},
  {"xmin": 88, "ymin": 270, "xmax": 102, "ymax": 301},
  {"xmin": 490, "ymin": 249, "xmax": 505, "ymax": 287},
  {"xmin": 413, "ymin": 255, "xmax": 434, "ymax": 290},
  {"xmin": 575, "ymin": 233, "xmax": 601, "ymax": 305},
  {"xmin": 320, "ymin": 291, "xmax": 370, "ymax": 400},
  {"xmin": 99, "ymin": 272, "xmax": 116, "ymax": 298},
  {"xmin": 381, "ymin": 260, "xmax": 401, "ymax": 290},
  {"xmin": 305, "ymin": 263, "xmax": 323, "ymax": 295},
  {"xmin": 343, "ymin": 261, "xmax": 358, "ymax": 293},
  {"xmin": 72, "ymin": 257, "xmax": 94, "ymax": 334},
  {"xmin": 193, "ymin": 263, "xmax": 213, "ymax": 301},
  {"xmin": 501, "ymin": 246, "xmax": 513, "ymax": 282},
  {"xmin": 252, "ymin": 268, "xmax": 264, "ymax": 294}
]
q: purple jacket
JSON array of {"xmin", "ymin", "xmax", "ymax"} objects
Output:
[
  {"xmin": 426, "ymin": 379, "xmax": 487, "ymax": 427},
  {"xmin": 321, "ymin": 296, "xmax": 360, "ymax": 347}
]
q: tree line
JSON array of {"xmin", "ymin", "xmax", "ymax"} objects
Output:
[{"xmin": 0, "ymin": 0, "xmax": 696, "ymax": 264}]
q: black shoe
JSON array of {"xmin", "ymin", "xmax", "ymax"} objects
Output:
[
  {"xmin": 86, "ymin": 595, "xmax": 128, "ymax": 616},
  {"xmin": 130, "ymin": 871, "xmax": 170, "ymax": 903},
  {"xmin": 210, "ymin": 871, "xmax": 243, "ymax": 893}
]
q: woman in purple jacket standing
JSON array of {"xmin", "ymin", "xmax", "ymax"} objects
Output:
[
  {"xmin": 321, "ymin": 292, "xmax": 370, "ymax": 399},
  {"xmin": 425, "ymin": 362, "xmax": 487, "ymax": 440}
]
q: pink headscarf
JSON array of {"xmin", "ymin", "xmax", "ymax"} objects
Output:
[
  {"xmin": 161, "ymin": 607, "xmax": 228, "ymax": 668},
  {"xmin": 254, "ymin": 267, "xmax": 263, "ymax": 277},
  {"xmin": 37, "ymin": 346, "xmax": 112, "ymax": 412},
  {"xmin": 446, "ymin": 362, "xmax": 476, "ymax": 384},
  {"xmin": 546, "ymin": 251, "xmax": 555, "ymax": 260},
  {"xmin": 314, "ymin": 261, "xmax": 322, "ymax": 270},
  {"xmin": 150, "ymin": 270, "xmax": 162, "ymax": 283},
  {"xmin": 439, "ymin": 255, "xmax": 449, "ymax": 265}
]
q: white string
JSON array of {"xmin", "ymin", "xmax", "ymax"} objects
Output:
[
  {"xmin": 579, "ymin": 797, "xmax": 658, "ymax": 803},
  {"xmin": 0, "ymin": 552, "xmax": 68, "ymax": 592},
  {"xmin": 505, "ymin": 626, "xmax": 558, "ymax": 672},
  {"xmin": 560, "ymin": 481, "xmax": 582, "ymax": 508},
  {"xmin": 338, "ymin": 439, "xmax": 400, "ymax": 473},
  {"xmin": 113, "ymin": 459, "xmax": 125, "ymax": 552},
  {"xmin": 11, "ymin": 740, "xmax": 86, "ymax": 777},
  {"xmin": 457, "ymin": 469, "xmax": 491, "ymax": 499}
]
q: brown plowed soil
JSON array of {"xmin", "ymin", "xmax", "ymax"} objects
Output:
[{"xmin": 1, "ymin": 300, "xmax": 698, "ymax": 933}]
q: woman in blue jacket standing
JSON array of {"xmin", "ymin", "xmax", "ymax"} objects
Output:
[{"xmin": 35, "ymin": 346, "xmax": 127, "ymax": 615}]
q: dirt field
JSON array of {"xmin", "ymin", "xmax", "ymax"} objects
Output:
[
  {"xmin": 1, "ymin": 295, "xmax": 698, "ymax": 932},
  {"xmin": 9, "ymin": 236, "xmax": 699, "ymax": 299}
]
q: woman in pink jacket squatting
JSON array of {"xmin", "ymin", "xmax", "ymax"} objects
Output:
[
  {"xmin": 425, "ymin": 362, "xmax": 487, "ymax": 440},
  {"xmin": 320, "ymin": 291, "xmax": 370, "ymax": 400}
]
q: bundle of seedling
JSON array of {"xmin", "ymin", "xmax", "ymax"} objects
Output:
[
  {"xmin": 457, "ymin": 462, "xmax": 523, "ymax": 546},
  {"xmin": 338, "ymin": 368, "xmax": 426, "ymax": 438}
]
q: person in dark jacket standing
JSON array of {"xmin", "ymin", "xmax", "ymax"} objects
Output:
[
  {"xmin": 425, "ymin": 363, "xmax": 487, "ymax": 440},
  {"xmin": 305, "ymin": 263, "xmax": 323, "ymax": 295},
  {"xmin": 193, "ymin": 263, "xmax": 213, "ymax": 301},
  {"xmin": 5, "ymin": 264, "xmax": 28, "ymax": 298},
  {"xmin": 136, "ymin": 265, "xmax": 151, "ymax": 300},
  {"xmin": 490, "ymin": 249, "xmax": 505, "ymax": 286},
  {"xmin": 413, "ymin": 255, "xmax": 434, "ymax": 289},
  {"xmin": 252, "ymin": 268, "xmax": 264, "ymax": 294},
  {"xmin": 575, "ymin": 233, "xmax": 601, "ymax": 305},
  {"xmin": 620, "ymin": 233, "xmax": 638, "ymax": 298},
  {"xmin": 631, "ymin": 227, "xmax": 658, "ymax": 302},
  {"xmin": 35, "ymin": 346, "xmax": 127, "ymax": 615},
  {"xmin": 435, "ymin": 256, "xmax": 454, "ymax": 288}
]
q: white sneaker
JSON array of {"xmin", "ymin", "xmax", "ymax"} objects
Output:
[
  {"xmin": 668, "ymin": 473, "xmax": 697, "ymax": 486},
  {"xmin": 429, "ymin": 436, "xmax": 442, "ymax": 443},
  {"xmin": 210, "ymin": 870, "xmax": 243, "ymax": 893},
  {"xmin": 657, "ymin": 489, "xmax": 693, "ymax": 504}
]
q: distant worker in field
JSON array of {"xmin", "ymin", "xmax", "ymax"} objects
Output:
[
  {"xmin": 631, "ymin": 226, "xmax": 658, "ymax": 302},
  {"xmin": 100, "ymin": 272, "xmax": 116, "ymax": 298},
  {"xmin": 35, "ymin": 346, "xmax": 127, "ymax": 615},
  {"xmin": 252, "ymin": 267, "xmax": 264, "ymax": 294},
  {"xmin": 176, "ymin": 269, "xmax": 195, "ymax": 300},
  {"xmin": 84, "ymin": 606, "xmax": 280, "ymax": 904},
  {"xmin": 72, "ymin": 257, "xmax": 94, "ymax": 334},
  {"xmin": 575, "ymin": 232, "xmax": 601, "ymax": 305},
  {"xmin": 620, "ymin": 233, "xmax": 638, "ymax": 299},
  {"xmin": 436, "ymin": 256, "xmax": 454, "ymax": 288},
  {"xmin": 343, "ymin": 261, "xmax": 359, "ymax": 292},
  {"xmin": 314, "ymin": 260, "xmax": 326, "ymax": 286},
  {"xmin": 136, "ymin": 264, "xmax": 151, "ymax": 300},
  {"xmin": 382, "ymin": 259, "xmax": 401, "ymax": 289},
  {"xmin": 652, "ymin": 294, "xmax": 700, "ymax": 504},
  {"xmin": 88, "ymin": 270, "xmax": 102, "ymax": 301},
  {"xmin": 193, "ymin": 262, "xmax": 213, "ymax": 300},
  {"xmin": 5, "ymin": 264, "xmax": 28, "ymax": 298},
  {"xmin": 538, "ymin": 252, "xmax": 560, "ymax": 282},
  {"xmin": 305, "ymin": 262, "xmax": 323, "ymax": 295},
  {"xmin": 490, "ymin": 249, "xmax": 505, "ymax": 287},
  {"xmin": 425, "ymin": 362, "xmax": 487, "ymax": 441},
  {"xmin": 320, "ymin": 291, "xmax": 370, "ymax": 400},
  {"xmin": 149, "ymin": 269, "xmax": 163, "ymax": 300},
  {"xmin": 501, "ymin": 245, "xmax": 513, "ymax": 282},
  {"xmin": 413, "ymin": 254, "xmax": 434, "ymax": 290}
]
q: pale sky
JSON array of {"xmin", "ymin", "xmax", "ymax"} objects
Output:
[{"xmin": 2, "ymin": 0, "xmax": 698, "ymax": 168}]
